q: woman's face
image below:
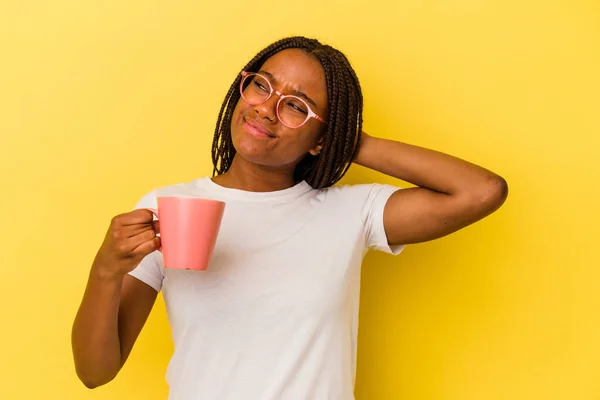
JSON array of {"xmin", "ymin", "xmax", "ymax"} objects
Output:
[{"xmin": 230, "ymin": 48, "xmax": 329, "ymax": 171}]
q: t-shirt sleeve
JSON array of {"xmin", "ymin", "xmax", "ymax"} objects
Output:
[
  {"xmin": 362, "ymin": 183, "xmax": 406, "ymax": 255},
  {"xmin": 127, "ymin": 190, "xmax": 165, "ymax": 292}
]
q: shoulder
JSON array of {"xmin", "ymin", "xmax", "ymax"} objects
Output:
[
  {"xmin": 318, "ymin": 182, "xmax": 403, "ymax": 219},
  {"xmin": 319, "ymin": 182, "xmax": 400, "ymax": 202}
]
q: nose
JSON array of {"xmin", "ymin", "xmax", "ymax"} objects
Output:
[{"xmin": 254, "ymin": 94, "xmax": 279, "ymax": 123}]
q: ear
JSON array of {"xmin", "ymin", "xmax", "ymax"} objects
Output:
[{"xmin": 308, "ymin": 137, "xmax": 324, "ymax": 156}]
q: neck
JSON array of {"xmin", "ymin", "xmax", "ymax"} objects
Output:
[{"xmin": 212, "ymin": 155, "xmax": 297, "ymax": 192}]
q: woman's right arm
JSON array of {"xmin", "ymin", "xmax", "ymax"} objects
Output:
[{"xmin": 71, "ymin": 209, "xmax": 161, "ymax": 388}]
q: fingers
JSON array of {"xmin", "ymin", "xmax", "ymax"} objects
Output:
[
  {"xmin": 127, "ymin": 222, "xmax": 160, "ymax": 257},
  {"xmin": 126, "ymin": 229, "xmax": 158, "ymax": 252},
  {"xmin": 106, "ymin": 209, "xmax": 160, "ymax": 260},
  {"xmin": 131, "ymin": 237, "xmax": 161, "ymax": 257},
  {"xmin": 125, "ymin": 224, "xmax": 157, "ymax": 239},
  {"xmin": 112, "ymin": 209, "xmax": 155, "ymax": 227},
  {"xmin": 110, "ymin": 209, "xmax": 159, "ymax": 239}
]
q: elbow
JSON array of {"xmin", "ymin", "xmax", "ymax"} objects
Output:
[
  {"xmin": 82, "ymin": 380, "xmax": 101, "ymax": 390},
  {"xmin": 78, "ymin": 374, "xmax": 112, "ymax": 390},
  {"xmin": 78, "ymin": 375, "xmax": 103, "ymax": 390},
  {"xmin": 473, "ymin": 175, "xmax": 509, "ymax": 213},
  {"xmin": 489, "ymin": 175, "xmax": 509, "ymax": 207},
  {"xmin": 72, "ymin": 343, "xmax": 121, "ymax": 389},
  {"xmin": 75, "ymin": 367, "xmax": 116, "ymax": 389},
  {"xmin": 457, "ymin": 175, "xmax": 509, "ymax": 218}
]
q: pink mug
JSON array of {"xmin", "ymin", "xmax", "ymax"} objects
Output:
[{"xmin": 148, "ymin": 196, "xmax": 225, "ymax": 270}]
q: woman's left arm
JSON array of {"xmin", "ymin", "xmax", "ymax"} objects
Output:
[{"xmin": 354, "ymin": 132, "xmax": 509, "ymax": 245}]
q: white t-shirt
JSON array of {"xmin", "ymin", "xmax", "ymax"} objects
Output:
[{"xmin": 129, "ymin": 177, "xmax": 404, "ymax": 400}]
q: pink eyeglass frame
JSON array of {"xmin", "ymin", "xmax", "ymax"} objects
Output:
[{"xmin": 239, "ymin": 71, "xmax": 328, "ymax": 128}]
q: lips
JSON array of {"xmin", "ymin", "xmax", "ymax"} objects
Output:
[{"xmin": 244, "ymin": 118, "xmax": 276, "ymax": 138}]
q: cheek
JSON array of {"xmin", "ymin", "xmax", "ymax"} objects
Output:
[
  {"xmin": 231, "ymin": 101, "xmax": 245, "ymax": 124},
  {"xmin": 230, "ymin": 103, "xmax": 250, "ymax": 140},
  {"xmin": 294, "ymin": 124, "xmax": 323, "ymax": 148},
  {"xmin": 278, "ymin": 126, "xmax": 322, "ymax": 155}
]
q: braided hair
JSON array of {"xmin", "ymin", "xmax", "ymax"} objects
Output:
[{"xmin": 211, "ymin": 36, "xmax": 363, "ymax": 189}]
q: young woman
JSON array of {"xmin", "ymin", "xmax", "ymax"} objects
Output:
[{"xmin": 72, "ymin": 36, "xmax": 508, "ymax": 399}]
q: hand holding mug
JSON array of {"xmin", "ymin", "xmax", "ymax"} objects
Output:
[{"xmin": 92, "ymin": 209, "xmax": 161, "ymax": 280}]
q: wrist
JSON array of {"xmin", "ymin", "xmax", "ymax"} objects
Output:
[{"xmin": 90, "ymin": 260, "xmax": 127, "ymax": 285}]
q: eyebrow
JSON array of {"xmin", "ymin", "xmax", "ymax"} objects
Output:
[{"xmin": 258, "ymin": 70, "xmax": 319, "ymax": 109}]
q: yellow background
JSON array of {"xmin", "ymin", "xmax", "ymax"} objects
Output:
[{"xmin": 1, "ymin": 0, "xmax": 599, "ymax": 399}]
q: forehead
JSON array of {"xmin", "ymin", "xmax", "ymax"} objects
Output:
[{"xmin": 259, "ymin": 49, "xmax": 327, "ymax": 103}]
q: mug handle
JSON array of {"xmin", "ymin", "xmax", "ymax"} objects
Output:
[{"xmin": 145, "ymin": 208, "xmax": 162, "ymax": 252}]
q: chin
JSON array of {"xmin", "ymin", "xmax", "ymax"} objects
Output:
[{"xmin": 231, "ymin": 124, "xmax": 275, "ymax": 166}]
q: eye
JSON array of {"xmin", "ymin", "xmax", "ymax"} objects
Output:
[
  {"xmin": 285, "ymin": 98, "xmax": 309, "ymax": 115},
  {"xmin": 251, "ymin": 76, "xmax": 271, "ymax": 93},
  {"xmin": 253, "ymin": 81, "xmax": 267, "ymax": 92}
]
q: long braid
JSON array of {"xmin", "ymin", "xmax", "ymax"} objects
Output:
[{"xmin": 212, "ymin": 36, "xmax": 364, "ymax": 189}]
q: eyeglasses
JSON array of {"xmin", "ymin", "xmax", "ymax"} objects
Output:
[{"xmin": 239, "ymin": 71, "xmax": 327, "ymax": 129}]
